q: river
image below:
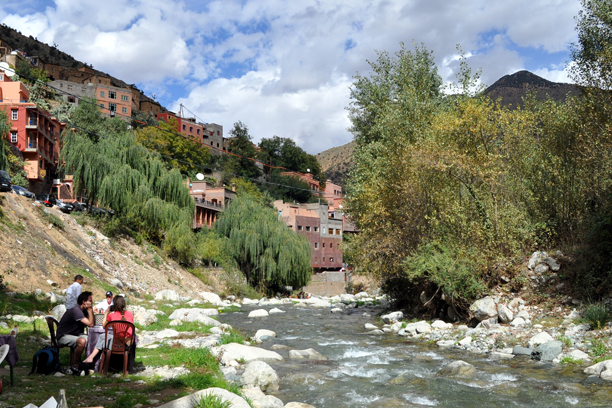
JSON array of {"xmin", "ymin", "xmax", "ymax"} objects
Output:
[{"xmin": 218, "ymin": 302, "xmax": 612, "ymax": 408}]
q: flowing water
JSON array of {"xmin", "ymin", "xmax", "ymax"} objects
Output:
[{"xmin": 218, "ymin": 303, "xmax": 612, "ymax": 408}]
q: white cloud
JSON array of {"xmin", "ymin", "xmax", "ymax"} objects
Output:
[{"xmin": 0, "ymin": 0, "xmax": 582, "ymax": 155}]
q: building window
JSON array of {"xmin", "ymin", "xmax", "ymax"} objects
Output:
[
  {"xmin": 197, "ymin": 129, "xmax": 200, "ymax": 134},
  {"xmin": 99, "ymin": 103, "xmax": 105, "ymax": 108},
  {"xmin": 329, "ymin": 229, "xmax": 334, "ymax": 235},
  {"xmin": 217, "ymin": 143, "xmax": 219, "ymax": 147},
  {"xmin": 108, "ymin": 91, "xmax": 116, "ymax": 99},
  {"xmin": 315, "ymin": 257, "xmax": 318, "ymax": 262},
  {"xmin": 68, "ymin": 96, "xmax": 76, "ymax": 103},
  {"xmin": 100, "ymin": 91, "xmax": 105, "ymax": 98},
  {"xmin": 322, "ymin": 258, "xmax": 326, "ymax": 262},
  {"xmin": 190, "ymin": 127, "xmax": 193, "ymax": 132},
  {"xmin": 306, "ymin": 226, "xmax": 311, "ymax": 231},
  {"xmin": 314, "ymin": 242, "xmax": 319, "ymax": 249},
  {"xmin": 211, "ymin": 141, "xmax": 213, "ymax": 145},
  {"xmin": 336, "ymin": 229, "xmax": 341, "ymax": 235},
  {"xmin": 330, "ymin": 257, "xmax": 334, "ymax": 262},
  {"xmin": 330, "ymin": 243, "xmax": 333, "ymax": 248},
  {"xmin": 183, "ymin": 125, "xmax": 186, "ymax": 130},
  {"xmin": 322, "ymin": 243, "xmax": 326, "ymax": 248},
  {"xmin": 314, "ymin": 227, "xmax": 319, "ymax": 232},
  {"xmin": 217, "ymin": 130, "xmax": 220, "ymax": 136},
  {"xmin": 10, "ymin": 131, "xmax": 17, "ymax": 143},
  {"xmin": 67, "ymin": 85, "xmax": 72, "ymax": 91},
  {"xmin": 322, "ymin": 227, "xmax": 326, "ymax": 233},
  {"xmin": 109, "ymin": 103, "xmax": 116, "ymax": 112},
  {"xmin": 121, "ymin": 107, "xmax": 128, "ymax": 114},
  {"xmin": 11, "ymin": 109, "xmax": 17, "ymax": 120},
  {"xmin": 121, "ymin": 95, "xmax": 129, "ymax": 101},
  {"xmin": 297, "ymin": 225, "xmax": 303, "ymax": 231}
]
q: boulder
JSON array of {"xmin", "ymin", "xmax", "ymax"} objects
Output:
[
  {"xmin": 254, "ymin": 329, "xmax": 277, "ymax": 342},
  {"xmin": 567, "ymin": 349, "xmax": 590, "ymax": 361},
  {"xmin": 508, "ymin": 298, "xmax": 525, "ymax": 310},
  {"xmin": 364, "ymin": 323, "xmax": 378, "ymax": 330},
  {"xmin": 242, "ymin": 298, "xmax": 259, "ymax": 305},
  {"xmin": 436, "ymin": 340, "xmax": 455, "ymax": 348},
  {"xmin": 431, "ymin": 320, "xmax": 452, "ymax": 330},
  {"xmin": 340, "ymin": 294, "xmax": 355, "ymax": 302},
  {"xmin": 156, "ymin": 387, "xmax": 250, "ymax": 408},
  {"xmin": 531, "ymin": 340, "xmax": 563, "ymax": 362},
  {"xmin": 269, "ymin": 308, "xmax": 285, "ymax": 315},
  {"xmin": 527, "ymin": 332, "xmax": 554, "ymax": 349},
  {"xmin": 199, "ymin": 291, "xmax": 223, "ymax": 306},
  {"xmin": 534, "ymin": 264, "xmax": 549, "ymax": 274},
  {"xmin": 354, "ymin": 291, "xmax": 369, "ymax": 299},
  {"xmin": 404, "ymin": 321, "xmax": 432, "ymax": 335},
  {"xmin": 127, "ymin": 306, "xmax": 158, "ymax": 326},
  {"xmin": 381, "ymin": 311, "xmax": 403, "ymax": 324},
  {"xmin": 512, "ymin": 346, "xmax": 533, "ymax": 356},
  {"xmin": 542, "ymin": 256, "xmax": 561, "ymax": 271},
  {"xmin": 469, "ymin": 297, "xmax": 498, "ymax": 321},
  {"xmin": 285, "ymin": 404, "xmax": 316, "ymax": 408},
  {"xmin": 249, "ymin": 309, "xmax": 270, "ymax": 318},
  {"xmin": 108, "ymin": 278, "xmax": 123, "ymax": 289},
  {"xmin": 497, "ymin": 304, "xmax": 514, "ymax": 324},
  {"xmin": 155, "ymin": 329, "xmax": 180, "ymax": 339},
  {"xmin": 214, "ymin": 343, "xmax": 283, "ymax": 364},
  {"xmin": 565, "ymin": 324, "xmax": 591, "ymax": 337},
  {"xmin": 241, "ymin": 387, "xmax": 284, "ymax": 408},
  {"xmin": 437, "ymin": 360, "xmax": 475, "ymax": 378},
  {"xmin": 458, "ymin": 337, "xmax": 472, "ymax": 347},
  {"xmin": 168, "ymin": 308, "xmax": 221, "ymax": 326},
  {"xmin": 584, "ymin": 360, "xmax": 612, "ymax": 381},
  {"xmin": 50, "ymin": 305, "xmax": 66, "ymax": 321},
  {"xmin": 288, "ymin": 348, "xmax": 328, "ymax": 361},
  {"xmin": 528, "ymin": 251, "xmax": 547, "ymax": 270},
  {"xmin": 241, "ymin": 361, "xmax": 280, "ymax": 392},
  {"xmin": 155, "ymin": 290, "xmax": 180, "ymax": 301}
]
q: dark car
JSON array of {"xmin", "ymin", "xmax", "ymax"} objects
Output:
[
  {"xmin": 0, "ymin": 170, "xmax": 11, "ymax": 192},
  {"xmin": 56, "ymin": 199, "xmax": 74, "ymax": 213},
  {"xmin": 35, "ymin": 193, "xmax": 57, "ymax": 207},
  {"xmin": 71, "ymin": 202, "xmax": 88, "ymax": 212},
  {"xmin": 11, "ymin": 185, "xmax": 34, "ymax": 199}
]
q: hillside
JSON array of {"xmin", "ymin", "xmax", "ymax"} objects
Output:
[
  {"xmin": 315, "ymin": 141, "xmax": 355, "ymax": 186},
  {"xmin": 483, "ymin": 70, "xmax": 579, "ymax": 108},
  {"xmin": 0, "ymin": 193, "xmax": 216, "ymax": 299}
]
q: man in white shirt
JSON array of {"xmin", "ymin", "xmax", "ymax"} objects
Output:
[
  {"xmin": 65, "ymin": 275, "xmax": 83, "ymax": 310},
  {"xmin": 94, "ymin": 291, "xmax": 113, "ymax": 313}
]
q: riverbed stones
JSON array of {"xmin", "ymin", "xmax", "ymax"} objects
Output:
[
  {"xmin": 364, "ymin": 323, "xmax": 378, "ymax": 330},
  {"xmin": 381, "ymin": 311, "xmax": 403, "ymax": 323},
  {"xmin": 156, "ymin": 329, "xmax": 180, "ymax": 339},
  {"xmin": 510, "ymin": 317, "xmax": 526, "ymax": 327},
  {"xmin": 431, "ymin": 320, "xmax": 452, "ymax": 330},
  {"xmin": 437, "ymin": 360, "xmax": 475, "ymax": 378},
  {"xmin": 469, "ymin": 297, "xmax": 498, "ymax": 321},
  {"xmin": 155, "ymin": 289, "xmax": 180, "ymax": 301},
  {"xmin": 532, "ymin": 340, "xmax": 562, "ymax": 361},
  {"xmin": 199, "ymin": 291, "xmax": 223, "ymax": 306},
  {"xmin": 214, "ymin": 343, "xmax": 283, "ymax": 364},
  {"xmin": 405, "ymin": 321, "xmax": 432, "ymax": 335},
  {"xmin": 436, "ymin": 340, "xmax": 455, "ymax": 348},
  {"xmin": 566, "ymin": 349, "xmax": 590, "ymax": 361},
  {"xmin": 168, "ymin": 308, "xmax": 221, "ymax": 326},
  {"xmin": 458, "ymin": 336, "xmax": 472, "ymax": 347},
  {"xmin": 157, "ymin": 387, "xmax": 250, "ymax": 408},
  {"xmin": 284, "ymin": 403, "xmax": 316, "ymax": 408},
  {"xmin": 497, "ymin": 304, "xmax": 514, "ymax": 324},
  {"xmin": 242, "ymin": 361, "xmax": 280, "ymax": 392},
  {"xmin": 288, "ymin": 348, "xmax": 328, "ymax": 361},
  {"xmin": 128, "ymin": 306, "xmax": 158, "ymax": 326},
  {"xmin": 242, "ymin": 387, "xmax": 284, "ymax": 408},
  {"xmin": 512, "ymin": 346, "xmax": 533, "ymax": 356},
  {"xmin": 254, "ymin": 329, "xmax": 277, "ymax": 342},
  {"xmin": 249, "ymin": 309, "xmax": 270, "ymax": 318},
  {"xmin": 528, "ymin": 332, "xmax": 554, "ymax": 348},
  {"xmin": 584, "ymin": 360, "xmax": 612, "ymax": 381},
  {"xmin": 269, "ymin": 308, "xmax": 285, "ymax": 315}
]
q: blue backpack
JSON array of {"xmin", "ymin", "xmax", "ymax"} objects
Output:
[{"xmin": 29, "ymin": 346, "xmax": 60, "ymax": 375}]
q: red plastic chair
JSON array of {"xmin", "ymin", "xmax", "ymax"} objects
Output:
[{"xmin": 99, "ymin": 320, "xmax": 135, "ymax": 376}]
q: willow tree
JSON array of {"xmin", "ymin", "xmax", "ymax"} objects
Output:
[
  {"xmin": 60, "ymin": 103, "xmax": 195, "ymax": 244},
  {"xmin": 0, "ymin": 110, "xmax": 10, "ymax": 171},
  {"xmin": 215, "ymin": 194, "xmax": 311, "ymax": 291}
]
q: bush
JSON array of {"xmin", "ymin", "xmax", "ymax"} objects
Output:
[
  {"xmin": 584, "ymin": 304, "xmax": 612, "ymax": 330},
  {"xmin": 194, "ymin": 394, "xmax": 231, "ymax": 408},
  {"xmin": 39, "ymin": 208, "xmax": 65, "ymax": 230}
]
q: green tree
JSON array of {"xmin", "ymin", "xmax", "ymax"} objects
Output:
[
  {"xmin": 258, "ymin": 136, "xmax": 324, "ymax": 184},
  {"xmin": 220, "ymin": 121, "xmax": 261, "ymax": 183},
  {"xmin": 214, "ymin": 194, "xmax": 311, "ymax": 292},
  {"xmin": 0, "ymin": 109, "xmax": 10, "ymax": 171}
]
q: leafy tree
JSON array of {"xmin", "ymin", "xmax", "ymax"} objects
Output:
[
  {"xmin": 0, "ymin": 110, "xmax": 10, "ymax": 171},
  {"xmin": 135, "ymin": 117, "xmax": 211, "ymax": 177},
  {"xmin": 215, "ymin": 194, "xmax": 311, "ymax": 292},
  {"xmin": 258, "ymin": 136, "xmax": 324, "ymax": 185},
  {"xmin": 220, "ymin": 121, "xmax": 261, "ymax": 183}
]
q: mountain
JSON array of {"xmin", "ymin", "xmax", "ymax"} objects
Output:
[
  {"xmin": 483, "ymin": 70, "xmax": 579, "ymax": 108},
  {"xmin": 316, "ymin": 141, "xmax": 355, "ymax": 186}
]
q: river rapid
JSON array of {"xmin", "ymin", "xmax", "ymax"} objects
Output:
[{"xmin": 218, "ymin": 303, "xmax": 611, "ymax": 408}]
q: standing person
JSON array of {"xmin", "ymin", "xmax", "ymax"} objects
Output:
[
  {"xmin": 65, "ymin": 275, "xmax": 84, "ymax": 310},
  {"xmin": 56, "ymin": 291, "xmax": 94, "ymax": 372},
  {"xmin": 83, "ymin": 296, "xmax": 133, "ymax": 364},
  {"xmin": 94, "ymin": 291, "xmax": 113, "ymax": 313}
]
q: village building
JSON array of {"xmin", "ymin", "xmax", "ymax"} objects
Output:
[{"xmin": 188, "ymin": 179, "xmax": 237, "ymax": 228}]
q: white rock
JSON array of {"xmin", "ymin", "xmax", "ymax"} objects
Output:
[
  {"xmin": 390, "ymin": 322, "xmax": 402, "ymax": 333},
  {"xmin": 458, "ymin": 337, "xmax": 472, "ymax": 346},
  {"xmin": 469, "ymin": 297, "xmax": 498, "ymax": 321},
  {"xmin": 354, "ymin": 291, "xmax": 369, "ymax": 299},
  {"xmin": 534, "ymin": 264, "xmax": 549, "ymax": 274},
  {"xmin": 364, "ymin": 323, "xmax": 378, "ymax": 330},
  {"xmin": 242, "ymin": 387, "xmax": 284, "ymax": 408},
  {"xmin": 584, "ymin": 360, "xmax": 612, "ymax": 380},
  {"xmin": 50, "ymin": 305, "xmax": 66, "ymax": 320},
  {"xmin": 156, "ymin": 387, "xmax": 250, "ymax": 408},
  {"xmin": 241, "ymin": 361, "xmax": 280, "ymax": 392},
  {"xmin": 210, "ymin": 327, "xmax": 224, "ymax": 335},
  {"xmin": 516, "ymin": 310, "xmax": 530, "ymax": 319},
  {"xmin": 254, "ymin": 329, "xmax": 277, "ymax": 342},
  {"xmin": 381, "ymin": 311, "xmax": 403, "ymax": 324},
  {"xmin": 497, "ymin": 304, "xmax": 514, "ymax": 324},
  {"xmin": 567, "ymin": 309, "xmax": 581, "ymax": 320},
  {"xmin": 200, "ymin": 291, "xmax": 223, "ymax": 306},
  {"xmin": 405, "ymin": 321, "xmax": 432, "ymax": 335},
  {"xmin": 431, "ymin": 320, "xmax": 452, "ymax": 330},
  {"xmin": 528, "ymin": 251, "xmax": 547, "ymax": 270},
  {"xmin": 214, "ymin": 343, "xmax": 284, "ymax": 364},
  {"xmin": 249, "ymin": 309, "xmax": 270, "ymax": 318},
  {"xmin": 528, "ymin": 332, "xmax": 554, "ymax": 349},
  {"xmin": 567, "ymin": 349, "xmax": 590, "ymax": 361},
  {"xmin": 565, "ymin": 323, "xmax": 591, "ymax": 337},
  {"xmin": 340, "ymin": 294, "xmax": 355, "ymax": 302},
  {"xmin": 510, "ymin": 317, "xmax": 526, "ymax": 327},
  {"xmin": 269, "ymin": 308, "xmax": 285, "ymax": 315},
  {"xmin": 436, "ymin": 340, "xmax": 455, "ymax": 348},
  {"xmin": 155, "ymin": 329, "xmax": 180, "ymax": 339},
  {"xmin": 288, "ymin": 348, "xmax": 328, "ymax": 360},
  {"xmin": 330, "ymin": 308, "xmax": 343, "ymax": 313},
  {"xmin": 155, "ymin": 290, "xmax": 181, "ymax": 301},
  {"xmin": 242, "ymin": 298, "xmax": 259, "ymax": 305}
]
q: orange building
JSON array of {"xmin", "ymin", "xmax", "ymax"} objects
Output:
[{"xmin": 188, "ymin": 179, "xmax": 237, "ymax": 228}]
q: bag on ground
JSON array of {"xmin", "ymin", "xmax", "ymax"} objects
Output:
[{"xmin": 28, "ymin": 346, "xmax": 60, "ymax": 375}]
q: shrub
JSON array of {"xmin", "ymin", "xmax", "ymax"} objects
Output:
[
  {"xmin": 39, "ymin": 208, "xmax": 65, "ymax": 230},
  {"xmin": 583, "ymin": 304, "xmax": 612, "ymax": 330},
  {"xmin": 194, "ymin": 394, "xmax": 231, "ymax": 408}
]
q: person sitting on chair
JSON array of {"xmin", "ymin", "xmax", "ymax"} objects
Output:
[
  {"xmin": 83, "ymin": 295, "xmax": 133, "ymax": 364},
  {"xmin": 93, "ymin": 291, "xmax": 114, "ymax": 313},
  {"xmin": 56, "ymin": 291, "xmax": 94, "ymax": 370}
]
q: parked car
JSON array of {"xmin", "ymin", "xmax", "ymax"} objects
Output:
[
  {"xmin": 11, "ymin": 185, "xmax": 34, "ymax": 199},
  {"xmin": 0, "ymin": 170, "xmax": 11, "ymax": 192},
  {"xmin": 35, "ymin": 193, "xmax": 57, "ymax": 207},
  {"xmin": 56, "ymin": 199, "xmax": 74, "ymax": 214},
  {"xmin": 71, "ymin": 202, "xmax": 88, "ymax": 212}
]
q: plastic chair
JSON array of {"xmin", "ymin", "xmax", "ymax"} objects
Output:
[
  {"xmin": 45, "ymin": 316, "xmax": 76, "ymax": 367},
  {"xmin": 99, "ymin": 320, "xmax": 135, "ymax": 376}
]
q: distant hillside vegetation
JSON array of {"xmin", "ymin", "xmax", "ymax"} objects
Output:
[
  {"xmin": 483, "ymin": 70, "xmax": 579, "ymax": 108},
  {"xmin": 316, "ymin": 141, "xmax": 355, "ymax": 186}
]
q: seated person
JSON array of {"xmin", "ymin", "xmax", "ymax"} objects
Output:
[
  {"xmin": 93, "ymin": 291, "xmax": 114, "ymax": 313},
  {"xmin": 83, "ymin": 296, "xmax": 134, "ymax": 364},
  {"xmin": 56, "ymin": 291, "xmax": 94, "ymax": 370}
]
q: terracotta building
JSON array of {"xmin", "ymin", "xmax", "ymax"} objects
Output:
[
  {"xmin": 274, "ymin": 200, "xmax": 343, "ymax": 270},
  {"xmin": 157, "ymin": 111, "xmax": 225, "ymax": 155},
  {"xmin": 0, "ymin": 74, "xmax": 64, "ymax": 190},
  {"xmin": 188, "ymin": 179, "xmax": 237, "ymax": 228}
]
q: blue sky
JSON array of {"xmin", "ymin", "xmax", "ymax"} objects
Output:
[{"xmin": 0, "ymin": 0, "xmax": 582, "ymax": 154}]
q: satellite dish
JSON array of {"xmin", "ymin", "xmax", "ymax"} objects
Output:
[
  {"xmin": 306, "ymin": 168, "xmax": 310, "ymax": 173},
  {"xmin": 0, "ymin": 62, "xmax": 15, "ymax": 77},
  {"xmin": 0, "ymin": 344, "xmax": 9, "ymax": 365},
  {"xmin": 196, "ymin": 173, "xmax": 205, "ymax": 181}
]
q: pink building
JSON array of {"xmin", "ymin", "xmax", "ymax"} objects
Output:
[
  {"xmin": 0, "ymin": 74, "xmax": 64, "ymax": 188},
  {"xmin": 188, "ymin": 179, "xmax": 237, "ymax": 228}
]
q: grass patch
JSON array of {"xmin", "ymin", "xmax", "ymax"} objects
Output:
[
  {"xmin": 583, "ymin": 303, "xmax": 611, "ymax": 330},
  {"xmin": 194, "ymin": 394, "xmax": 232, "ymax": 408},
  {"xmin": 38, "ymin": 208, "xmax": 65, "ymax": 230},
  {"xmin": 558, "ymin": 335, "xmax": 573, "ymax": 348},
  {"xmin": 219, "ymin": 328, "xmax": 247, "ymax": 345},
  {"xmin": 560, "ymin": 356, "xmax": 583, "ymax": 365}
]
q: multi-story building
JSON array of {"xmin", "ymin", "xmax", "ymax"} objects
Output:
[
  {"xmin": 49, "ymin": 79, "xmax": 132, "ymax": 119},
  {"xmin": 0, "ymin": 74, "xmax": 64, "ymax": 190},
  {"xmin": 157, "ymin": 111, "xmax": 225, "ymax": 155},
  {"xmin": 188, "ymin": 179, "xmax": 237, "ymax": 228},
  {"xmin": 274, "ymin": 200, "xmax": 343, "ymax": 270}
]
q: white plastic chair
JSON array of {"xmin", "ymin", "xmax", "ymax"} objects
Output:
[{"xmin": 0, "ymin": 344, "xmax": 8, "ymax": 365}]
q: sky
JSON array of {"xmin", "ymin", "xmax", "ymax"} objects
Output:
[{"xmin": 0, "ymin": 0, "xmax": 582, "ymax": 154}]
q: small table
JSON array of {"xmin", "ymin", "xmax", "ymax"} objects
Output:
[
  {"xmin": 87, "ymin": 326, "xmax": 105, "ymax": 372},
  {"xmin": 0, "ymin": 335, "xmax": 19, "ymax": 386}
]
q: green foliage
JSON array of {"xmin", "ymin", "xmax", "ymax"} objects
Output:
[
  {"xmin": 0, "ymin": 111, "xmax": 11, "ymax": 171},
  {"xmin": 264, "ymin": 172, "xmax": 314, "ymax": 203},
  {"xmin": 219, "ymin": 121, "xmax": 261, "ymax": 183},
  {"xmin": 258, "ymin": 135, "xmax": 325, "ymax": 185},
  {"xmin": 583, "ymin": 303, "xmax": 612, "ymax": 330},
  {"xmin": 215, "ymin": 194, "xmax": 311, "ymax": 292},
  {"xmin": 194, "ymin": 394, "xmax": 231, "ymax": 408},
  {"xmin": 558, "ymin": 335, "xmax": 573, "ymax": 348},
  {"xmin": 219, "ymin": 328, "xmax": 247, "ymax": 345},
  {"xmin": 38, "ymin": 208, "xmax": 65, "ymax": 230},
  {"xmin": 590, "ymin": 338, "xmax": 610, "ymax": 362}
]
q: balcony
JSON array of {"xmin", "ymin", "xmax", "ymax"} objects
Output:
[
  {"xmin": 24, "ymin": 141, "xmax": 54, "ymax": 165},
  {"xmin": 193, "ymin": 197, "xmax": 223, "ymax": 211},
  {"xmin": 25, "ymin": 117, "xmax": 54, "ymax": 143}
]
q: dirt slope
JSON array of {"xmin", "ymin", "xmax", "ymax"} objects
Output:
[{"xmin": 0, "ymin": 193, "xmax": 213, "ymax": 299}]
